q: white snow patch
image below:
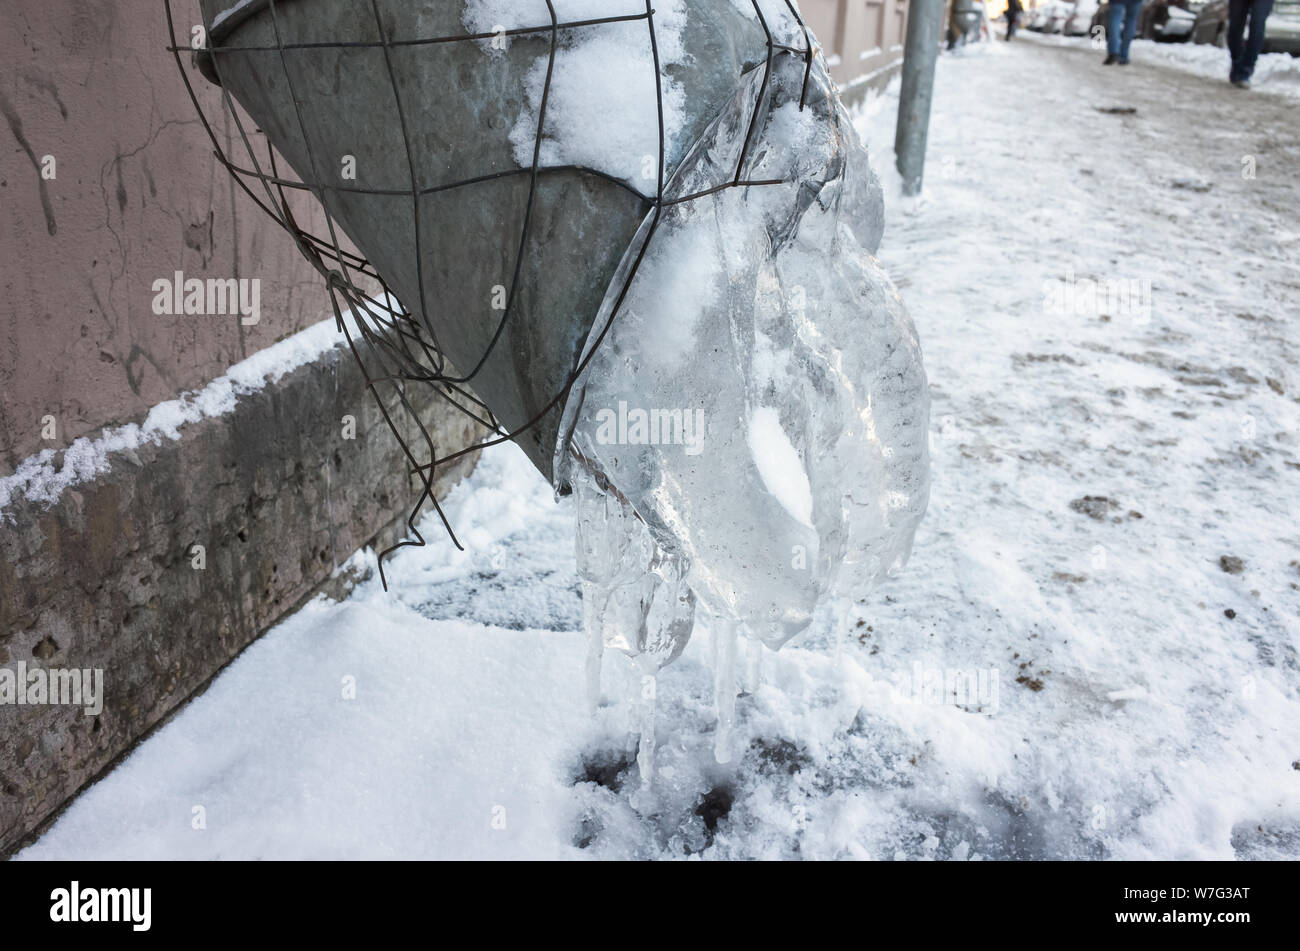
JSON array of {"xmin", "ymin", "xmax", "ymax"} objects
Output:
[
  {"xmin": 465, "ymin": 0, "xmax": 690, "ymax": 185},
  {"xmin": 1021, "ymin": 30, "xmax": 1300, "ymax": 97},
  {"xmin": 747, "ymin": 406, "xmax": 814, "ymax": 529},
  {"xmin": 0, "ymin": 318, "xmax": 343, "ymax": 516},
  {"xmin": 210, "ymin": 0, "xmax": 257, "ymax": 32}
]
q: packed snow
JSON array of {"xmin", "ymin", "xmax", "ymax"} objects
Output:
[
  {"xmin": 1022, "ymin": 29, "xmax": 1300, "ymax": 98},
  {"xmin": 465, "ymin": 1, "xmax": 692, "ymax": 183},
  {"xmin": 21, "ymin": 31, "xmax": 1300, "ymax": 860}
]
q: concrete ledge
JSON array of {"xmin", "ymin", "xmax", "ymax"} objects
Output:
[
  {"xmin": 838, "ymin": 59, "xmax": 904, "ymax": 107},
  {"xmin": 0, "ymin": 339, "xmax": 482, "ymax": 855}
]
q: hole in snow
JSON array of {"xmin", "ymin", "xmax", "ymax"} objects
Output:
[
  {"xmin": 574, "ymin": 750, "xmax": 636, "ymax": 792},
  {"xmin": 573, "ymin": 814, "xmax": 603, "ymax": 851},
  {"xmin": 694, "ymin": 785, "xmax": 734, "ymax": 836}
]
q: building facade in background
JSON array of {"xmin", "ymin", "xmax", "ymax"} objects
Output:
[{"xmin": 802, "ymin": 0, "xmax": 912, "ymax": 99}]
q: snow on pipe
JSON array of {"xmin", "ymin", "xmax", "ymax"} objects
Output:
[{"xmin": 184, "ymin": 0, "xmax": 930, "ymax": 767}]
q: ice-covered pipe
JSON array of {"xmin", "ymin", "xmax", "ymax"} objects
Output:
[
  {"xmin": 196, "ymin": 0, "xmax": 767, "ymax": 482},
  {"xmin": 195, "ymin": 0, "xmax": 929, "ymax": 679}
]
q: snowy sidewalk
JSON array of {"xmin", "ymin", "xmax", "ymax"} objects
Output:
[
  {"xmin": 1019, "ymin": 29, "xmax": 1300, "ymax": 98},
  {"xmin": 21, "ymin": 39, "xmax": 1300, "ymax": 860}
]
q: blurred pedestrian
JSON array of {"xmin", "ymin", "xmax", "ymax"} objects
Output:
[
  {"xmin": 1104, "ymin": 0, "xmax": 1144, "ymax": 64},
  {"xmin": 1006, "ymin": 0, "xmax": 1023, "ymax": 39},
  {"xmin": 1227, "ymin": 0, "xmax": 1274, "ymax": 88}
]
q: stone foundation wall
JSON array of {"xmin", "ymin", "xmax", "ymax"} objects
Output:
[{"xmin": 0, "ymin": 341, "xmax": 482, "ymax": 855}]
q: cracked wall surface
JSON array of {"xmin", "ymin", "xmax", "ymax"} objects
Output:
[{"xmin": 0, "ymin": 0, "xmax": 334, "ymax": 475}]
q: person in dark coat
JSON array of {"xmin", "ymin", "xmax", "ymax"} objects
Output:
[
  {"xmin": 1227, "ymin": 0, "xmax": 1275, "ymax": 88},
  {"xmin": 1006, "ymin": 0, "xmax": 1024, "ymax": 39}
]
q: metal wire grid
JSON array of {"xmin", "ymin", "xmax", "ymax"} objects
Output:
[{"xmin": 166, "ymin": 0, "xmax": 815, "ymax": 586}]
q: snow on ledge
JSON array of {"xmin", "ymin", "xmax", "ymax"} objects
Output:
[
  {"xmin": 210, "ymin": 0, "xmax": 258, "ymax": 33},
  {"xmin": 0, "ymin": 318, "xmax": 344, "ymax": 518}
]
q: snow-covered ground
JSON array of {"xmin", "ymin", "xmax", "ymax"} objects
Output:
[
  {"xmin": 1021, "ymin": 28, "xmax": 1300, "ymax": 98},
  {"xmin": 21, "ymin": 36, "xmax": 1300, "ymax": 860}
]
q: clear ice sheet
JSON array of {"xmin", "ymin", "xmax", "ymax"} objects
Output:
[
  {"xmin": 559, "ymin": 7, "xmax": 930, "ymax": 661},
  {"xmin": 573, "ymin": 465, "xmax": 696, "ymax": 675}
]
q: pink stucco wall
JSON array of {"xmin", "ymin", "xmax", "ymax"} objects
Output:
[
  {"xmin": 801, "ymin": 0, "xmax": 911, "ymax": 92},
  {"xmin": 0, "ymin": 0, "xmax": 332, "ymax": 475}
]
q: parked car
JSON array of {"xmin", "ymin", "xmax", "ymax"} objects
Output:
[
  {"xmin": 1190, "ymin": 0, "xmax": 1229, "ymax": 45},
  {"xmin": 1136, "ymin": 0, "xmax": 1200, "ymax": 42},
  {"xmin": 1091, "ymin": 1, "xmax": 1108, "ymax": 35},
  {"xmin": 1191, "ymin": 0, "xmax": 1300, "ymax": 53},
  {"xmin": 1025, "ymin": 0, "xmax": 1074, "ymax": 32},
  {"xmin": 1065, "ymin": 0, "xmax": 1101, "ymax": 34},
  {"xmin": 1026, "ymin": 3, "xmax": 1055, "ymax": 30},
  {"xmin": 1025, "ymin": 1, "xmax": 1071, "ymax": 30},
  {"xmin": 1044, "ymin": 0, "xmax": 1075, "ymax": 32}
]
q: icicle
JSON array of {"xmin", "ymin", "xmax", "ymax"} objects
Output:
[
  {"xmin": 713, "ymin": 617, "xmax": 739, "ymax": 764},
  {"xmin": 572, "ymin": 462, "xmax": 695, "ymax": 668},
  {"xmin": 584, "ymin": 603, "xmax": 604, "ymax": 711},
  {"xmin": 637, "ymin": 672, "xmax": 657, "ymax": 783},
  {"xmin": 574, "ymin": 465, "xmax": 631, "ymax": 711},
  {"xmin": 832, "ymin": 597, "xmax": 852, "ymax": 663},
  {"xmin": 744, "ymin": 634, "xmax": 763, "ymax": 694}
]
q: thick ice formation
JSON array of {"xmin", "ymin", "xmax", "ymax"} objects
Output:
[
  {"xmin": 573, "ymin": 466, "xmax": 696, "ymax": 677},
  {"xmin": 201, "ymin": 0, "xmax": 926, "ymax": 687},
  {"xmin": 551, "ymin": 4, "xmax": 930, "ymax": 675}
]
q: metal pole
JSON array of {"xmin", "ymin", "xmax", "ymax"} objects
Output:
[{"xmin": 895, "ymin": 0, "xmax": 945, "ymax": 197}]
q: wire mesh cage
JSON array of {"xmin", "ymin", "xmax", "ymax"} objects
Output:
[{"xmin": 166, "ymin": 0, "xmax": 814, "ymax": 585}]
